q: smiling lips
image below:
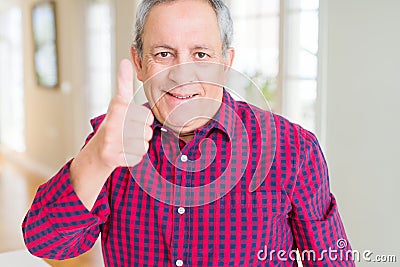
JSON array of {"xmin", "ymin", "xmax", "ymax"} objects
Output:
[{"xmin": 166, "ymin": 91, "xmax": 199, "ymax": 100}]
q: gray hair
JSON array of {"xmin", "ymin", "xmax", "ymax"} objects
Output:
[{"xmin": 133, "ymin": 0, "xmax": 234, "ymax": 58}]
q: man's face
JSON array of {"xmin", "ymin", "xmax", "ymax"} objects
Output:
[{"xmin": 132, "ymin": 0, "xmax": 234, "ymax": 135}]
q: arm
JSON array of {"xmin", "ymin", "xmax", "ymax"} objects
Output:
[
  {"xmin": 289, "ymin": 130, "xmax": 355, "ymax": 266},
  {"xmin": 22, "ymin": 60, "xmax": 153, "ymax": 259},
  {"xmin": 70, "ymin": 59, "xmax": 153, "ymax": 211},
  {"xmin": 21, "ymin": 117, "xmax": 110, "ymax": 259}
]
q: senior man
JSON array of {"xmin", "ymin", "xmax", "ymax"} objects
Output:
[{"xmin": 23, "ymin": 0, "xmax": 354, "ymax": 266}]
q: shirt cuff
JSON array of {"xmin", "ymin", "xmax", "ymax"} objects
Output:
[{"xmin": 39, "ymin": 160, "xmax": 110, "ymax": 237}]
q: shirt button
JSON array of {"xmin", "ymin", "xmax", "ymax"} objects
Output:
[
  {"xmin": 160, "ymin": 127, "xmax": 168, "ymax": 132},
  {"xmin": 176, "ymin": 259, "xmax": 183, "ymax": 266},
  {"xmin": 178, "ymin": 207, "xmax": 185, "ymax": 215},
  {"xmin": 180, "ymin": 154, "xmax": 188, "ymax": 162}
]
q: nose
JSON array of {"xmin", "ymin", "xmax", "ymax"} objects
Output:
[{"xmin": 167, "ymin": 57, "xmax": 198, "ymax": 86}]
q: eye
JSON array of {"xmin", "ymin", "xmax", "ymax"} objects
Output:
[
  {"xmin": 155, "ymin": 51, "xmax": 172, "ymax": 58},
  {"xmin": 195, "ymin": 52, "xmax": 208, "ymax": 59}
]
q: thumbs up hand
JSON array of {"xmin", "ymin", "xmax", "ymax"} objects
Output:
[{"xmin": 93, "ymin": 59, "xmax": 154, "ymax": 169}]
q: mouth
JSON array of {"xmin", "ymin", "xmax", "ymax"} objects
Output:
[{"xmin": 166, "ymin": 91, "xmax": 200, "ymax": 100}]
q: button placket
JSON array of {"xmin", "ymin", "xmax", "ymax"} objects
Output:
[
  {"xmin": 173, "ymin": 142, "xmax": 198, "ymax": 266},
  {"xmin": 180, "ymin": 154, "xmax": 188, "ymax": 163},
  {"xmin": 171, "ymin": 152, "xmax": 189, "ymax": 266},
  {"xmin": 178, "ymin": 207, "xmax": 185, "ymax": 215}
]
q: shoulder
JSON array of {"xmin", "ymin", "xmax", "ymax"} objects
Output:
[
  {"xmin": 235, "ymin": 100, "xmax": 318, "ymax": 147},
  {"xmin": 235, "ymin": 100, "xmax": 325, "ymax": 176},
  {"xmin": 273, "ymin": 112, "xmax": 319, "ymax": 150}
]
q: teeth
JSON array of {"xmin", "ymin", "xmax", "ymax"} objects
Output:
[
  {"xmin": 168, "ymin": 92, "xmax": 195, "ymax": 99},
  {"xmin": 175, "ymin": 95, "xmax": 193, "ymax": 99}
]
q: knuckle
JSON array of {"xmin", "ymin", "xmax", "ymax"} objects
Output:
[
  {"xmin": 144, "ymin": 141, "xmax": 149, "ymax": 152},
  {"xmin": 146, "ymin": 127, "xmax": 153, "ymax": 140},
  {"xmin": 137, "ymin": 140, "xmax": 149, "ymax": 155}
]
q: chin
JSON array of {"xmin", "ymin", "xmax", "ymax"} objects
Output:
[
  {"xmin": 165, "ymin": 117, "xmax": 195, "ymax": 130},
  {"xmin": 165, "ymin": 116, "xmax": 207, "ymax": 133}
]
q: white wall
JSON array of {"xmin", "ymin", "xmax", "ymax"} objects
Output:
[
  {"xmin": 324, "ymin": 0, "xmax": 400, "ymax": 265},
  {"xmin": 7, "ymin": 0, "xmax": 136, "ymax": 175},
  {"xmin": 22, "ymin": 0, "xmax": 85, "ymax": 174}
]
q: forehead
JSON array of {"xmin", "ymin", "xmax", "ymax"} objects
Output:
[
  {"xmin": 142, "ymin": 0, "xmax": 222, "ymax": 48},
  {"xmin": 148, "ymin": 0, "xmax": 216, "ymax": 19}
]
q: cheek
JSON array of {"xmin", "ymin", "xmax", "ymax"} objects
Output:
[
  {"xmin": 150, "ymin": 91, "xmax": 171, "ymax": 115},
  {"xmin": 204, "ymin": 85, "xmax": 223, "ymax": 99},
  {"xmin": 141, "ymin": 56, "xmax": 168, "ymax": 78},
  {"xmin": 142, "ymin": 62, "xmax": 158, "ymax": 79}
]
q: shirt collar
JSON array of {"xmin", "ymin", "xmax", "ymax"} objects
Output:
[{"xmin": 148, "ymin": 88, "xmax": 237, "ymax": 140}]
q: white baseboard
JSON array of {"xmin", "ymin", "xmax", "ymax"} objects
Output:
[{"xmin": 0, "ymin": 146, "xmax": 56, "ymax": 179}]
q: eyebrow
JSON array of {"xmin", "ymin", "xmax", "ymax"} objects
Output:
[
  {"xmin": 150, "ymin": 45, "xmax": 214, "ymax": 51},
  {"xmin": 193, "ymin": 45, "xmax": 212, "ymax": 50},
  {"xmin": 150, "ymin": 45, "xmax": 176, "ymax": 51}
]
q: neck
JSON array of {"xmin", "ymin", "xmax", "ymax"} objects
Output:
[{"xmin": 179, "ymin": 131, "xmax": 195, "ymax": 143}]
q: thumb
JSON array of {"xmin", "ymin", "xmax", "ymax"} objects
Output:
[{"xmin": 117, "ymin": 59, "xmax": 134, "ymax": 102}]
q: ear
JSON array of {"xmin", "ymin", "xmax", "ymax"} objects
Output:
[
  {"xmin": 223, "ymin": 47, "xmax": 235, "ymax": 70},
  {"xmin": 130, "ymin": 46, "xmax": 144, "ymax": 81},
  {"xmin": 221, "ymin": 47, "xmax": 235, "ymax": 84}
]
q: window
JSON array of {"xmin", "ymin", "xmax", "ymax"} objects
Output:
[
  {"xmin": 0, "ymin": 7, "xmax": 24, "ymax": 152},
  {"xmin": 86, "ymin": 0, "xmax": 113, "ymax": 119},
  {"xmin": 284, "ymin": 0, "xmax": 319, "ymax": 132},
  {"xmin": 228, "ymin": 0, "xmax": 320, "ymax": 133}
]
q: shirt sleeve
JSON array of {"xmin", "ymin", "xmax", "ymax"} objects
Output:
[
  {"xmin": 21, "ymin": 115, "xmax": 110, "ymax": 260},
  {"xmin": 289, "ymin": 130, "xmax": 355, "ymax": 266}
]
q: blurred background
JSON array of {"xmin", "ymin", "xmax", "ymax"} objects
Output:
[{"xmin": 0, "ymin": 0, "xmax": 399, "ymax": 266}]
